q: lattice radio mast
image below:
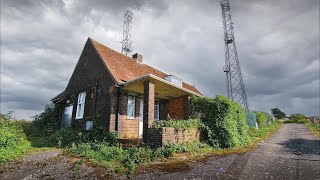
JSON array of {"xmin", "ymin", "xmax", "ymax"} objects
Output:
[
  {"xmin": 121, "ymin": 10, "xmax": 133, "ymax": 56},
  {"xmin": 220, "ymin": 0, "xmax": 249, "ymax": 109}
]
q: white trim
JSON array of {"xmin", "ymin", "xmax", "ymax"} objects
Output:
[
  {"xmin": 76, "ymin": 92, "xmax": 86, "ymax": 119},
  {"xmin": 127, "ymin": 95, "xmax": 136, "ymax": 118},
  {"xmin": 121, "ymin": 74, "xmax": 202, "ymax": 97}
]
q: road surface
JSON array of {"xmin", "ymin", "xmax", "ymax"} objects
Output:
[{"xmin": 134, "ymin": 124, "xmax": 320, "ymax": 180}]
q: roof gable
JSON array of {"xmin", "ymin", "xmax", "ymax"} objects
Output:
[{"xmin": 89, "ymin": 38, "xmax": 202, "ymax": 95}]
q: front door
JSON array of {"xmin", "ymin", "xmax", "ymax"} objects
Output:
[
  {"xmin": 139, "ymin": 99, "xmax": 143, "ymax": 137},
  {"xmin": 62, "ymin": 105, "xmax": 73, "ymax": 128}
]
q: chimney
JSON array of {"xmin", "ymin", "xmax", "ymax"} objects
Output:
[{"xmin": 132, "ymin": 53, "xmax": 143, "ymax": 63}]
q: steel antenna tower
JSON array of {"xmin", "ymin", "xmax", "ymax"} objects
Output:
[
  {"xmin": 121, "ymin": 10, "xmax": 133, "ymax": 56},
  {"xmin": 220, "ymin": 0, "xmax": 249, "ymax": 109}
]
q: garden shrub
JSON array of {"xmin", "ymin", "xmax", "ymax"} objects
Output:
[
  {"xmin": 49, "ymin": 128, "xmax": 118, "ymax": 147},
  {"xmin": 33, "ymin": 104, "xmax": 61, "ymax": 135},
  {"xmin": 0, "ymin": 118, "xmax": 31, "ymax": 164},
  {"xmin": 191, "ymin": 95, "xmax": 251, "ymax": 148},
  {"xmin": 153, "ymin": 118, "xmax": 201, "ymax": 129}
]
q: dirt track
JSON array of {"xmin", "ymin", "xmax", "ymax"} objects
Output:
[{"xmin": 1, "ymin": 124, "xmax": 319, "ymax": 180}]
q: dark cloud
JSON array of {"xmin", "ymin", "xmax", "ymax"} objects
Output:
[{"xmin": 1, "ymin": 0, "xmax": 319, "ymax": 119}]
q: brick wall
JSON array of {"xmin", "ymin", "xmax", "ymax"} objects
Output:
[
  {"xmin": 109, "ymin": 86, "xmax": 140, "ymax": 139},
  {"xmin": 63, "ymin": 38, "xmax": 116, "ymax": 130},
  {"xmin": 147, "ymin": 127, "xmax": 200, "ymax": 146},
  {"xmin": 164, "ymin": 96, "xmax": 190, "ymax": 119}
]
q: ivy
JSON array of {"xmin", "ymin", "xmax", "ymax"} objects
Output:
[{"xmin": 191, "ymin": 95, "xmax": 251, "ymax": 148}]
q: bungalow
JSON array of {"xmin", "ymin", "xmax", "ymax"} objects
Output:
[{"xmin": 51, "ymin": 38, "xmax": 202, "ymax": 142}]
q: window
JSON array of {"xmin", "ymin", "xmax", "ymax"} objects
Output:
[
  {"xmin": 127, "ymin": 95, "xmax": 135, "ymax": 118},
  {"xmin": 154, "ymin": 102, "xmax": 160, "ymax": 120},
  {"xmin": 76, "ymin": 92, "xmax": 86, "ymax": 119}
]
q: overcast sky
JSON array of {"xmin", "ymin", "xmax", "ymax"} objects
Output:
[{"xmin": 1, "ymin": 0, "xmax": 319, "ymax": 119}]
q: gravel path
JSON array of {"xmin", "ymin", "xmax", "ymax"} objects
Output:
[
  {"xmin": 1, "ymin": 124, "xmax": 319, "ymax": 180},
  {"xmin": 133, "ymin": 124, "xmax": 320, "ymax": 180},
  {"xmin": 0, "ymin": 149, "xmax": 111, "ymax": 180}
]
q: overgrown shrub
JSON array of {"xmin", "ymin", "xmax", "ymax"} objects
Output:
[
  {"xmin": 33, "ymin": 104, "xmax": 61, "ymax": 135},
  {"xmin": 191, "ymin": 95, "xmax": 251, "ymax": 148},
  {"xmin": 153, "ymin": 118, "xmax": 201, "ymax": 129},
  {"xmin": 49, "ymin": 128, "xmax": 118, "ymax": 147},
  {"xmin": 255, "ymin": 111, "xmax": 268, "ymax": 128},
  {"xmin": 0, "ymin": 118, "xmax": 31, "ymax": 164},
  {"xmin": 288, "ymin": 114, "xmax": 310, "ymax": 124},
  {"xmin": 68, "ymin": 141, "xmax": 211, "ymax": 174}
]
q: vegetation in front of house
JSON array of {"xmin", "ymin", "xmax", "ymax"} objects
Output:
[
  {"xmin": 68, "ymin": 141, "xmax": 212, "ymax": 174},
  {"xmin": 0, "ymin": 96, "xmax": 285, "ymax": 174},
  {"xmin": 0, "ymin": 118, "xmax": 31, "ymax": 164},
  {"xmin": 191, "ymin": 95, "xmax": 251, "ymax": 148},
  {"xmin": 153, "ymin": 118, "xmax": 201, "ymax": 129}
]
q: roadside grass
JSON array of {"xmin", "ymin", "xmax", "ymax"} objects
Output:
[{"xmin": 306, "ymin": 123, "xmax": 320, "ymax": 138}]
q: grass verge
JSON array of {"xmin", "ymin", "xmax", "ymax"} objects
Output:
[{"xmin": 306, "ymin": 123, "xmax": 320, "ymax": 138}]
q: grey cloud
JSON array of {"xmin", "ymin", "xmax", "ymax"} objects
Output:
[{"xmin": 1, "ymin": 0, "xmax": 319, "ymax": 119}]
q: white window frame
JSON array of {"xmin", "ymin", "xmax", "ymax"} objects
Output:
[
  {"xmin": 127, "ymin": 95, "xmax": 136, "ymax": 118},
  {"xmin": 76, "ymin": 91, "xmax": 86, "ymax": 119},
  {"xmin": 154, "ymin": 102, "xmax": 160, "ymax": 120}
]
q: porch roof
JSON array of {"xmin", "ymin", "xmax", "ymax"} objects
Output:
[{"xmin": 122, "ymin": 74, "xmax": 202, "ymax": 100}]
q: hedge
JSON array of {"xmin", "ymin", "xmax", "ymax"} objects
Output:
[
  {"xmin": 255, "ymin": 111, "xmax": 273, "ymax": 128},
  {"xmin": 191, "ymin": 95, "xmax": 251, "ymax": 148}
]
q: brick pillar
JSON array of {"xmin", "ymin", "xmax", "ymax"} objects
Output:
[
  {"xmin": 108, "ymin": 86, "xmax": 117, "ymax": 132},
  {"xmin": 143, "ymin": 81, "xmax": 155, "ymax": 142},
  {"xmin": 183, "ymin": 96, "xmax": 191, "ymax": 119}
]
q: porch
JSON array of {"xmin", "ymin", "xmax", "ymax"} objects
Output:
[{"xmin": 109, "ymin": 74, "xmax": 202, "ymax": 143}]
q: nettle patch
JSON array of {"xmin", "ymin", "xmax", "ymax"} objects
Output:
[{"xmin": 191, "ymin": 95, "xmax": 251, "ymax": 148}]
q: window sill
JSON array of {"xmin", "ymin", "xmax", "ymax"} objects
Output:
[
  {"xmin": 75, "ymin": 117, "xmax": 83, "ymax": 120},
  {"xmin": 126, "ymin": 117, "xmax": 136, "ymax": 120}
]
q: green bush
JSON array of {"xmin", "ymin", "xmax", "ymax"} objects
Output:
[
  {"xmin": 191, "ymin": 95, "xmax": 251, "ymax": 148},
  {"xmin": 255, "ymin": 111, "xmax": 268, "ymax": 128},
  {"xmin": 0, "ymin": 119, "xmax": 31, "ymax": 164},
  {"xmin": 33, "ymin": 104, "xmax": 61, "ymax": 135},
  {"xmin": 288, "ymin": 114, "xmax": 310, "ymax": 124},
  {"xmin": 68, "ymin": 142, "xmax": 211, "ymax": 174},
  {"xmin": 153, "ymin": 118, "xmax": 201, "ymax": 129},
  {"xmin": 49, "ymin": 128, "xmax": 118, "ymax": 147}
]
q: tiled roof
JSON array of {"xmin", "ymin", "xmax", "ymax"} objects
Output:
[{"xmin": 90, "ymin": 38, "xmax": 202, "ymax": 95}]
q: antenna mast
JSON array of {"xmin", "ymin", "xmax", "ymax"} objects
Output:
[
  {"xmin": 121, "ymin": 10, "xmax": 133, "ymax": 56},
  {"xmin": 220, "ymin": 0, "xmax": 249, "ymax": 109}
]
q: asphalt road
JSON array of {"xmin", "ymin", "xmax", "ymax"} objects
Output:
[{"xmin": 134, "ymin": 124, "xmax": 320, "ymax": 180}]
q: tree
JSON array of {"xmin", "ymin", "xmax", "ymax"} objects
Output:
[{"xmin": 271, "ymin": 108, "xmax": 286, "ymax": 119}]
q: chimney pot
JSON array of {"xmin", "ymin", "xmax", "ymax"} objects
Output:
[{"xmin": 132, "ymin": 53, "xmax": 143, "ymax": 63}]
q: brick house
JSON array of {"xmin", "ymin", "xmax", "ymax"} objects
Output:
[{"xmin": 51, "ymin": 38, "xmax": 202, "ymax": 142}]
